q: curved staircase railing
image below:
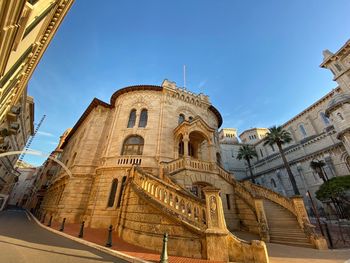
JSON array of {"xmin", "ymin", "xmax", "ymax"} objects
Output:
[
  {"xmin": 132, "ymin": 166, "xmax": 207, "ymax": 230},
  {"xmin": 242, "ymin": 181, "xmax": 297, "ymax": 217}
]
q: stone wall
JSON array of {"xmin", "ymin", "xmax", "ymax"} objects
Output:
[{"xmin": 118, "ymin": 182, "xmax": 203, "ymax": 258}]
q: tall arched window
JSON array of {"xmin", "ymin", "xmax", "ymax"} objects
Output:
[
  {"xmin": 178, "ymin": 114, "xmax": 185, "ymax": 124},
  {"xmin": 117, "ymin": 176, "xmax": 127, "ymax": 208},
  {"xmin": 178, "ymin": 141, "xmax": 184, "ymax": 156},
  {"xmin": 127, "ymin": 109, "xmax": 136, "ymax": 128},
  {"xmin": 271, "ymin": 178, "xmax": 277, "ymax": 188},
  {"xmin": 320, "ymin": 112, "xmax": 330, "ymax": 126},
  {"xmin": 299, "ymin": 124, "xmax": 307, "ymax": 137},
  {"xmin": 107, "ymin": 179, "xmax": 118, "ymax": 207},
  {"xmin": 138, "ymin": 109, "xmax": 148, "ymax": 127},
  {"xmin": 122, "ymin": 135, "xmax": 144, "ymax": 155}
]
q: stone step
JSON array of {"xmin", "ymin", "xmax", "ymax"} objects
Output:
[
  {"xmin": 270, "ymin": 237, "xmax": 309, "ymax": 244},
  {"xmin": 269, "ymin": 240, "xmax": 314, "ymax": 248},
  {"xmin": 269, "ymin": 229, "xmax": 304, "ymax": 234}
]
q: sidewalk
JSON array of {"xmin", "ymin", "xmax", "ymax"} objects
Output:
[
  {"xmin": 37, "ymin": 216, "xmax": 350, "ymax": 263},
  {"xmin": 46, "ymin": 219, "xmax": 222, "ymax": 263}
]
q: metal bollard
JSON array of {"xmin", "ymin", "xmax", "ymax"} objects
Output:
[
  {"xmin": 323, "ymin": 222, "xmax": 334, "ymax": 249},
  {"xmin": 41, "ymin": 213, "xmax": 46, "ymax": 224},
  {"xmin": 47, "ymin": 215, "xmax": 53, "ymax": 227},
  {"xmin": 159, "ymin": 233, "xmax": 168, "ymax": 263},
  {"xmin": 59, "ymin": 218, "xmax": 66, "ymax": 232},
  {"xmin": 106, "ymin": 225, "xmax": 113, "ymax": 247},
  {"xmin": 78, "ymin": 221, "xmax": 85, "ymax": 238}
]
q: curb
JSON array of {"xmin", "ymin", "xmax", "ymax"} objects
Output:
[{"xmin": 26, "ymin": 210, "xmax": 152, "ymax": 263}]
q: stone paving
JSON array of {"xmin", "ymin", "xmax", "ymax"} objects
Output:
[
  {"xmin": 48, "ymin": 220, "xmax": 222, "ymax": 263},
  {"xmin": 45, "ymin": 219, "xmax": 350, "ymax": 263}
]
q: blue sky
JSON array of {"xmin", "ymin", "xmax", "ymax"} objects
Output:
[{"xmin": 24, "ymin": 0, "xmax": 350, "ymax": 165}]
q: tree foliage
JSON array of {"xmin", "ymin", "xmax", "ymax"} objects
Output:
[
  {"xmin": 236, "ymin": 145, "xmax": 257, "ymax": 162},
  {"xmin": 316, "ymin": 175, "xmax": 350, "ymax": 202},
  {"xmin": 263, "ymin": 125, "xmax": 292, "ymax": 147}
]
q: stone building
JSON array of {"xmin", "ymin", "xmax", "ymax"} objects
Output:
[
  {"xmin": 219, "ymin": 128, "xmax": 247, "ymax": 180},
  {"xmin": 0, "ymin": 90, "xmax": 34, "ymax": 210},
  {"xmin": 0, "ymin": 0, "xmax": 74, "ymax": 126},
  {"xmin": 40, "ymin": 80, "xmax": 326, "ymax": 262},
  {"xmin": 222, "ymin": 40, "xmax": 350, "ymax": 214},
  {"xmin": 8, "ymin": 162, "xmax": 38, "ymax": 207}
]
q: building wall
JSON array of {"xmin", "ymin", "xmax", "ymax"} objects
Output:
[
  {"xmin": 0, "ymin": 90, "xmax": 34, "ymax": 197},
  {"xmin": 8, "ymin": 166, "xmax": 37, "ymax": 206},
  {"xmin": 0, "ymin": 0, "xmax": 74, "ymax": 125}
]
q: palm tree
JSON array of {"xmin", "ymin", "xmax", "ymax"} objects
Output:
[
  {"xmin": 237, "ymin": 145, "xmax": 258, "ymax": 183},
  {"xmin": 264, "ymin": 125, "xmax": 300, "ymax": 195},
  {"xmin": 310, "ymin": 160, "xmax": 329, "ymax": 182}
]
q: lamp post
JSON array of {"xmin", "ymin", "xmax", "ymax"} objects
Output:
[{"xmin": 306, "ymin": 190, "xmax": 324, "ymax": 236}]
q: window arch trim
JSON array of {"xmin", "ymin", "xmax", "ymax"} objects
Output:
[{"xmin": 121, "ymin": 135, "xmax": 144, "ymax": 155}]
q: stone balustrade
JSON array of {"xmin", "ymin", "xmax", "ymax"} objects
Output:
[
  {"xmin": 132, "ymin": 167, "xmax": 207, "ymax": 230},
  {"xmin": 116, "ymin": 156, "xmax": 142, "ymax": 166},
  {"xmin": 217, "ymin": 165, "xmax": 235, "ymax": 184},
  {"xmin": 242, "ymin": 181, "xmax": 297, "ymax": 217},
  {"xmin": 162, "ymin": 158, "xmax": 184, "ymax": 174},
  {"xmin": 187, "ymin": 158, "xmax": 213, "ymax": 172}
]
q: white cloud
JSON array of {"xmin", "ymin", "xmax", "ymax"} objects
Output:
[
  {"xmin": 37, "ymin": 131, "xmax": 55, "ymax": 137},
  {"xmin": 198, "ymin": 79, "xmax": 207, "ymax": 88}
]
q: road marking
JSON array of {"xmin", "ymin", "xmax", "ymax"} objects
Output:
[{"xmin": 25, "ymin": 211, "xmax": 31, "ymax": 221}]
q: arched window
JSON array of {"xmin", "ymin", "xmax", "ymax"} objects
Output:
[
  {"xmin": 188, "ymin": 116, "xmax": 193, "ymax": 122},
  {"xmin": 107, "ymin": 179, "xmax": 118, "ymax": 207},
  {"xmin": 178, "ymin": 114, "xmax": 185, "ymax": 124},
  {"xmin": 138, "ymin": 109, "xmax": 148, "ymax": 127},
  {"xmin": 122, "ymin": 135, "xmax": 144, "ymax": 155},
  {"xmin": 178, "ymin": 141, "xmax": 184, "ymax": 156},
  {"xmin": 337, "ymin": 112, "xmax": 344, "ymax": 121},
  {"xmin": 127, "ymin": 109, "xmax": 136, "ymax": 128},
  {"xmin": 320, "ymin": 112, "xmax": 330, "ymax": 126},
  {"xmin": 270, "ymin": 145, "xmax": 275, "ymax": 152},
  {"xmin": 117, "ymin": 176, "xmax": 127, "ymax": 208},
  {"xmin": 299, "ymin": 124, "xmax": 307, "ymax": 137}
]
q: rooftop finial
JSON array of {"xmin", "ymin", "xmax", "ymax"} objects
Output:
[
  {"xmin": 183, "ymin": 65, "xmax": 186, "ymax": 90},
  {"xmin": 322, "ymin": 49, "xmax": 334, "ymax": 60}
]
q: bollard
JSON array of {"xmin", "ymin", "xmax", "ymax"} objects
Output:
[
  {"xmin": 106, "ymin": 225, "xmax": 113, "ymax": 247},
  {"xmin": 159, "ymin": 233, "xmax": 168, "ymax": 263},
  {"xmin": 59, "ymin": 218, "xmax": 66, "ymax": 232},
  {"xmin": 78, "ymin": 221, "xmax": 85, "ymax": 238},
  {"xmin": 41, "ymin": 213, "xmax": 46, "ymax": 224},
  {"xmin": 47, "ymin": 215, "xmax": 53, "ymax": 227}
]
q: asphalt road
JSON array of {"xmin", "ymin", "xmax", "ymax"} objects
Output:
[{"xmin": 0, "ymin": 208, "xmax": 128, "ymax": 263}]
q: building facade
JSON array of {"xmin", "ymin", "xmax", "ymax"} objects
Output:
[
  {"xmin": 39, "ymin": 80, "xmax": 326, "ymax": 261},
  {"xmin": 0, "ymin": 89, "xmax": 34, "ymax": 209},
  {"xmin": 8, "ymin": 162, "xmax": 38, "ymax": 207},
  {"xmin": 0, "ymin": 0, "xmax": 74, "ymax": 149},
  {"xmin": 222, "ymin": 40, "xmax": 350, "ymax": 214},
  {"xmin": 219, "ymin": 128, "xmax": 248, "ymax": 180}
]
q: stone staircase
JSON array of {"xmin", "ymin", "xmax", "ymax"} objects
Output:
[
  {"xmin": 264, "ymin": 199, "xmax": 313, "ymax": 248},
  {"xmin": 125, "ymin": 166, "xmax": 269, "ymax": 262}
]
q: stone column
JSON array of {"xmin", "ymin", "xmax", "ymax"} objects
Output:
[
  {"xmin": 291, "ymin": 196, "xmax": 309, "ymax": 228},
  {"xmin": 254, "ymin": 199, "xmax": 270, "ymax": 242},
  {"xmin": 203, "ymin": 187, "xmax": 229, "ymax": 261},
  {"xmin": 183, "ymin": 134, "xmax": 189, "ymax": 157}
]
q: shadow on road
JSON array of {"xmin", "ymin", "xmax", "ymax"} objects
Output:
[{"xmin": 0, "ymin": 208, "xmax": 126, "ymax": 263}]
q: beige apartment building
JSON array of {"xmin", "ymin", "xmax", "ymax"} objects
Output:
[
  {"xmin": 0, "ymin": 90, "xmax": 34, "ymax": 202},
  {"xmin": 0, "ymin": 0, "xmax": 74, "ymax": 123},
  {"xmin": 223, "ymin": 40, "xmax": 350, "ymax": 214},
  {"xmin": 39, "ymin": 80, "xmax": 326, "ymax": 262}
]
